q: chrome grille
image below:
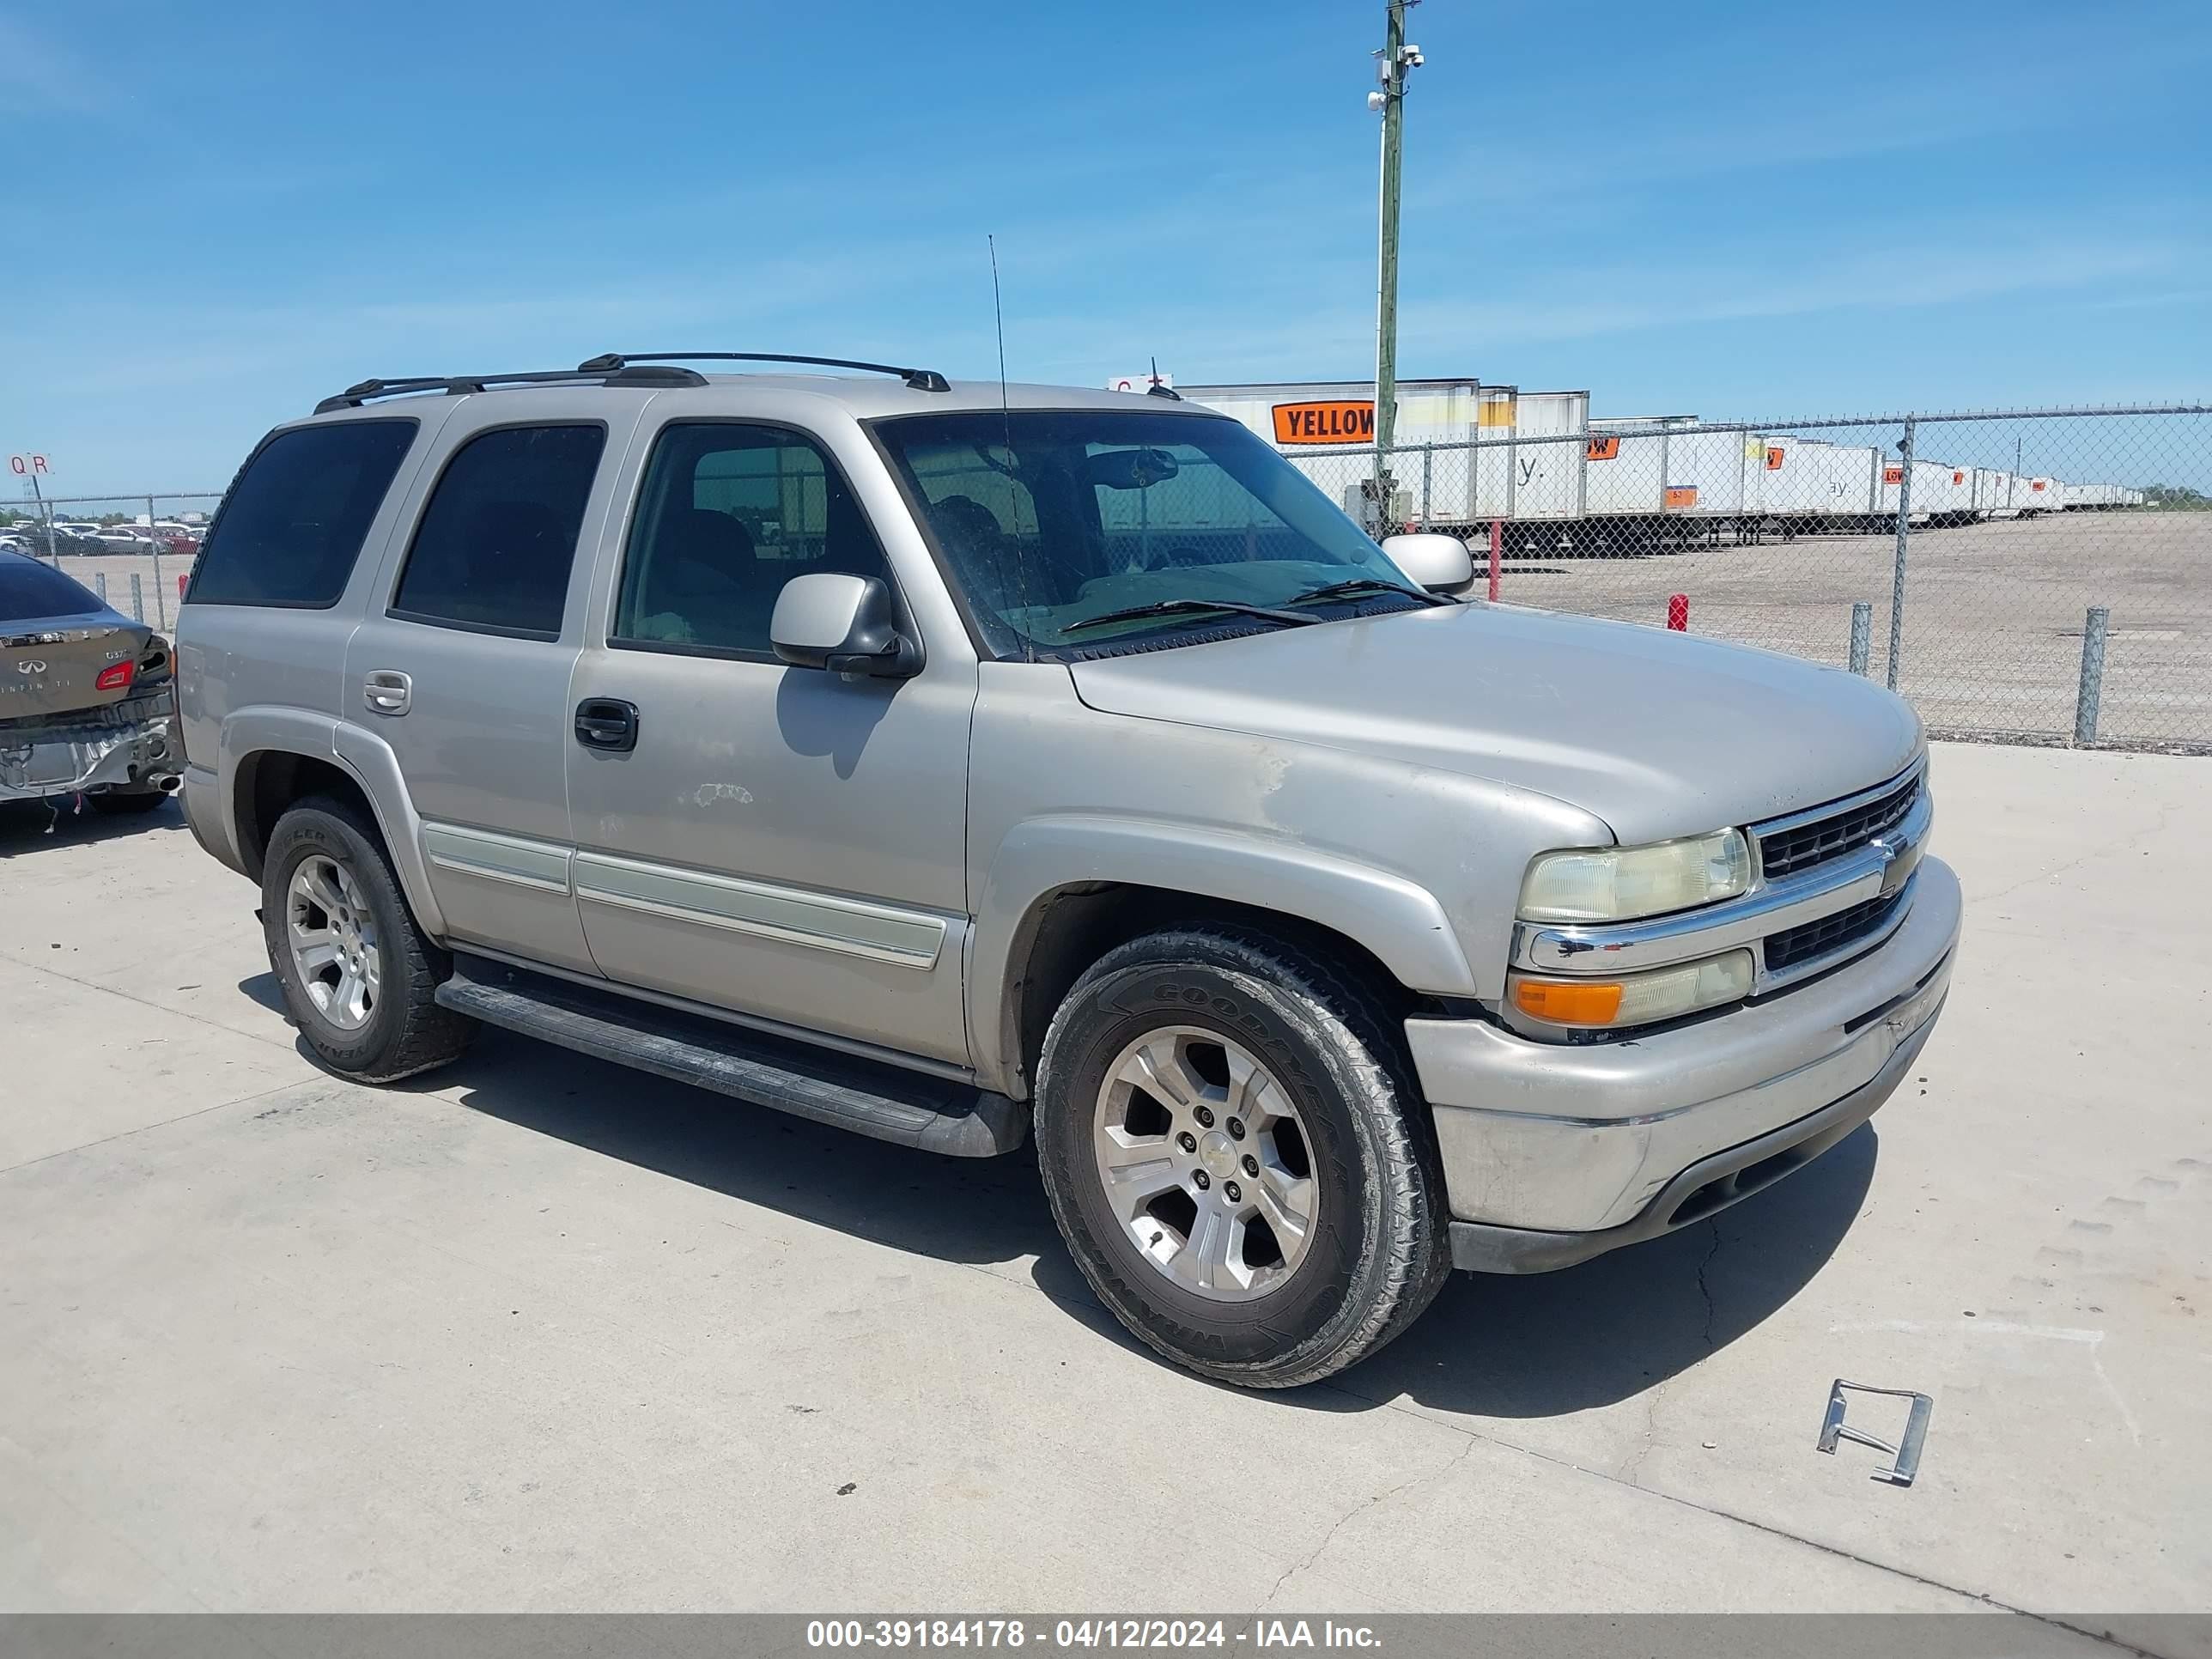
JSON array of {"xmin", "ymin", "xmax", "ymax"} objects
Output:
[
  {"xmin": 1758, "ymin": 771, "xmax": 1922, "ymax": 880},
  {"xmin": 1764, "ymin": 888, "xmax": 1907, "ymax": 973}
]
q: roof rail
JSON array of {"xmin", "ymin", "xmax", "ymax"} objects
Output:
[
  {"xmin": 313, "ymin": 363, "xmax": 708, "ymax": 414},
  {"xmin": 577, "ymin": 351, "xmax": 951, "ymax": 394}
]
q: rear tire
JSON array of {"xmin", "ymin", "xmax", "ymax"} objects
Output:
[
  {"xmin": 1034, "ymin": 925, "xmax": 1450, "ymax": 1389},
  {"xmin": 260, "ymin": 794, "xmax": 474, "ymax": 1082}
]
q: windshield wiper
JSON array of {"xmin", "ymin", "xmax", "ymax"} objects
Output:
[
  {"xmin": 1286, "ymin": 575, "xmax": 1450, "ymax": 609},
  {"xmin": 1060, "ymin": 598, "xmax": 1322, "ymax": 636}
]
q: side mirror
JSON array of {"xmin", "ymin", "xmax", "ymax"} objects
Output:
[
  {"xmin": 1381, "ymin": 532, "xmax": 1476, "ymax": 598},
  {"xmin": 770, "ymin": 573, "xmax": 921, "ymax": 678}
]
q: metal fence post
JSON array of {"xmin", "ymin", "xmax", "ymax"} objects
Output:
[
  {"xmin": 1419, "ymin": 445, "xmax": 1433, "ymax": 528},
  {"xmin": 148, "ymin": 495, "xmax": 167, "ymax": 629},
  {"xmin": 129, "ymin": 572, "xmax": 144, "ymax": 622},
  {"xmin": 1850, "ymin": 601, "xmax": 1872, "ymax": 675},
  {"xmin": 2073, "ymin": 606, "xmax": 2109, "ymax": 746},
  {"xmin": 95, "ymin": 573, "xmax": 108, "ymax": 604},
  {"xmin": 1885, "ymin": 418, "xmax": 1914, "ymax": 691}
]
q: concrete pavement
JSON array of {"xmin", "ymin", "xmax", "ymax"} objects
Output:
[{"xmin": 0, "ymin": 744, "xmax": 2205, "ymax": 1630}]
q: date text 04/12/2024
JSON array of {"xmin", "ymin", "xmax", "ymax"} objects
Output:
[{"xmin": 805, "ymin": 1620, "xmax": 1383, "ymax": 1650}]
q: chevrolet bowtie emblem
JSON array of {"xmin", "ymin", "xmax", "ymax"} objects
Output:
[{"xmin": 1869, "ymin": 836, "xmax": 1906, "ymax": 895}]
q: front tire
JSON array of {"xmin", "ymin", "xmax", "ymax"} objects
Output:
[
  {"xmin": 260, "ymin": 795, "xmax": 474, "ymax": 1083},
  {"xmin": 1035, "ymin": 926, "xmax": 1450, "ymax": 1389}
]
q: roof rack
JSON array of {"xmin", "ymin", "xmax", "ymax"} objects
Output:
[
  {"xmin": 577, "ymin": 351, "xmax": 951, "ymax": 393},
  {"xmin": 313, "ymin": 363, "xmax": 707, "ymax": 414}
]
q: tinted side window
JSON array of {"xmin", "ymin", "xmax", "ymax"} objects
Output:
[
  {"xmin": 189, "ymin": 420, "xmax": 416, "ymax": 607},
  {"xmin": 612, "ymin": 423, "xmax": 890, "ymax": 655},
  {"xmin": 391, "ymin": 424, "xmax": 606, "ymax": 638}
]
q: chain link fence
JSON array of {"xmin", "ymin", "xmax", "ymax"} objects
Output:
[
  {"xmin": 2, "ymin": 493, "xmax": 225, "ymax": 633},
  {"xmin": 1285, "ymin": 404, "xmax": 2210, "ymax": 751},
  {"xmin": 9, "ymin": 405, "xmax": 2209, "ymax": 750}
]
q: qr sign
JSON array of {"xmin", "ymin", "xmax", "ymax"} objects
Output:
[{"xmin": 9, "ymin": 454, "xmax": 52, "ymax": 477}]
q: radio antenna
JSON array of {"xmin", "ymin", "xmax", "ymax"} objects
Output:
[{"xmin": 988, "ymin": 234, "xmax": 1034, "ymax": 662}]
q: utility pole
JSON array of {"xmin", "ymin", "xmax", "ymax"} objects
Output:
[{"xmin": 1369, "ymin": 1, "xmax": 1422, "ymax": 530}]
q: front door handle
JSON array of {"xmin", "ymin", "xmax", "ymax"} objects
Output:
[
  {"xmin": 574, "ymin": 697, "xmax": 639, "ymax": 752},
  {"xmin": 363, "ymin": 670, "xmax": 411, "ymax": 715}
]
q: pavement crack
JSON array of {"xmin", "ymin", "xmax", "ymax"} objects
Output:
[
  {"xmin": 0, "ymin": 1077, "xmax": 311, "ymax": 1176},
  {"xmin": 1261, "ymin": 1433, "xmax": 1476, "ymax": 1610},
  {"xmin": 3, "ymin": 951, "xmax": 301, "ymax": 1054},
  {"xmin": 1694, "ymin": 1219, "xmax": 1723, "ymax": 1351},
  {"xmin": 1317, "ymin": 1386, "xmax": 2185, "ymax": 1657},
  {"xmin": 1973, "ymin": 803, "xmax": 2172, "ymax": 907}
]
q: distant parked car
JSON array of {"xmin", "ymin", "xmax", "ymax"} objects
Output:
[
  {"xmin": 0, "ymin": 550, "xmax": 178, "ymax": 813},
  {"xmin": 93, "ymin": 526, "xmax": 155, "ymax": 552},
  {"xmin": 3, "ymin": 526, "xmax": 111, "ymax": 559}
]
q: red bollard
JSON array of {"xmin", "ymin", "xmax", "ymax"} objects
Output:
[
  {"xmin": 1487, "ymin": 518, "xmax": 1503, "ymax": 603},
  {"xmin": 1667, "ymin": 592, "xmax": 1689, "ymax": 631},
  {"xmin": 177, "ymin": 574, "xmax": 188, "ymax": 601}
]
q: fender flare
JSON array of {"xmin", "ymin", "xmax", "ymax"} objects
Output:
[
  {"xmin": 218, "ymin": 708, "xmax": 447, "ymax": 939},
  {"xmin": 970, "ymin": 813, "xmax": 1479, "ymax": 1093}
]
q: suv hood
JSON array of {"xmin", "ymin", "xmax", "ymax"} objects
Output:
[{"xmin": 1067, "ymin": 603, "xmax": 1923, "ymax": 844}]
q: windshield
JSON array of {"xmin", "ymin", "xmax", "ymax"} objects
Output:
[{"xmin": 872, "ymin": 409, "xmax": 1414, "ymax": 656}]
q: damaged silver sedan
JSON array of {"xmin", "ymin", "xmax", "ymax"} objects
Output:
[{"xmin": 1, "ymin": 550, "xmax": 179, "ymax": 815}]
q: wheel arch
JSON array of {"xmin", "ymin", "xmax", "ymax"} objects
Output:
[
  {"xmin": 222, "ymin": 714, "xmax": 447, "ymax": 939},
  {"xmin": 974, "ymin": 817, "xmax": 1480, "ymax": 1099}
]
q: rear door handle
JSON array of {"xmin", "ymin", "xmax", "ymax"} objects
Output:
[
  {"xmin": 574, "ymin": 697, "xmax": 639, "ymax": 752},
  {"xmin": 363, "ymin": 670, "xmax": 411, "ymax": 715}
]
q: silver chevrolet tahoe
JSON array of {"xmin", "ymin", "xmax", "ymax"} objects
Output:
[{"xmin": 177, "ymin": 352, "xmax": 1960, "ymax": 1388}]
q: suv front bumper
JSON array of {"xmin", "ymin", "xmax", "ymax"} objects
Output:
[{"xmin": 1406, "ymin": 854, "xmax": 1960, "ymax": 1273}]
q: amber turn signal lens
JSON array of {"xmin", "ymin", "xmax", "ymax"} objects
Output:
[
  {"xmin": 1510, "ymin": 950, "xmax": 1756, "ymax": 1030},
  {"xmin": 1511, "ymin": 978, "xmax": 1625, "ymax": 1025}
]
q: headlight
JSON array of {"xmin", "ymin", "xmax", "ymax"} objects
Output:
[
  {"xmin": 1518, "ymin": 829, "xmax": 1753, "ymax": 923},
  {"xmin": 1510, "ymin": 949, "xmax": 1754, "ymax": 1030}
]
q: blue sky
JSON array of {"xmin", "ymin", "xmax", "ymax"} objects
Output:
[{"xmin": 6, "ymin": 0, "xmax": 2209, "ymax": 495}]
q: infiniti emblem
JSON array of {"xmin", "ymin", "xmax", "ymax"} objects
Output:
[{"xmin": 15, "ymin": 659, "xmax": 46, "ymax": 674}]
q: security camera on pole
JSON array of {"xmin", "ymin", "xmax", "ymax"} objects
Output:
[{"xmin": 1367, "ymin": 1, "xmax": 1422, "ymax": 535}]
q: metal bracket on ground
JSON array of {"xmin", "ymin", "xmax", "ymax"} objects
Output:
[{"xmin": 1818, "ymin": 1378, "xmax": 1932, "ymax": 1486}]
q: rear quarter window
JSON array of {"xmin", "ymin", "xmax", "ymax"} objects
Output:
[{"xmin": 188, "ymin": 419, "xmax": 418, "ymax": 607}]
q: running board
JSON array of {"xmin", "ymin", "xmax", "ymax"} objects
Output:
[{"xmin": 435, "ymin": 955, "xmax": 1024, "ymax": 1158}]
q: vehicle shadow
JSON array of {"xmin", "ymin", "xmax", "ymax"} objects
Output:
[
  {"xmin": 435, "ymin": 1024, "xmax": 1874, "ymax": 1413},
  {"xmin": 0, "ymin": 793, "xmax": 187, "ymax": 858},
  {"xmin": 1307, "ymin": 1126, "xmax": 1875, "ymax": 1417},
  {"xmin": 236, "ymin": 970, "xmax": 291, "ymax": 1017},
  {"xmin": 437, "ymin": 1025, "xmax": 1073, "ymax": 1279}
]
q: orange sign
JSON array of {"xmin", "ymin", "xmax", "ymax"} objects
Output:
[
  {"xmin": 1883, "ymin": 465, "xmax": 1904, "ymax": 484},
  {"xmin": 1663, "ymin": 484, "xmax": 1698, "ymax": 509},
  {"xmin": 1953, "ymin": 471, "xmax": 1966, "ymax": 485},
  {"xmin": 1765, "ymin": 447, "xmax": 1785, "ymax": 471},
  {"xmin": 1272, "ymin": 401, "xmax": 1375, "ymax": 445},
  {"xmin": 1586, "ymin": 435, "xmax": 1621, "ymax": 461},
  {"xmin": 2031, "ymin": 478, "xmax": 2048, "ymax": 491}
]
